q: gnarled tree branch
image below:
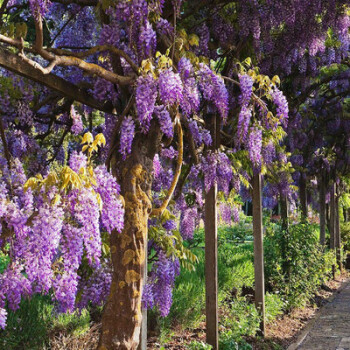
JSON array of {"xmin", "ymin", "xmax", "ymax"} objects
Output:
[
  {"xmin": 0, "ymin": 46, "xmax": 114, "ymax": 113},
  {"xmin": 47, "ymin": 45, "xmax": 139, "ymax": 74}
]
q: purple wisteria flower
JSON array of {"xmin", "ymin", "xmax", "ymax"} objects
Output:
[
  {"xmin": 119, "ymin": 116, "xmax": 135, "ymax": 159},
  {"xmin": 0, "ymin": 308, "xmax": 7, "ymax": 329},
  {"xmin": 247, "ymin": 127, "xmax": 262, "ymax": 169},
  {"xmin": 238, "ymin": 74, "xmax": 254, "ymax": 106},
  {"xmin": 198, "ymin": 64, "xmax": 228, "ymax": 120},
  {"xmin": 271, "ymin": 87, "xmax": 289, "ymax": 127},
  {"xmin": 180, "ymin": 207, "xmax": 197, "ymax": 240},
  {"xmin": 236, "ymin": 105, "xmax": 252, "ymax": 145},
  {"xmin": 139, "ymin": 21, "xmax": 157, "ymax": 58},
  {"xmin": 136, "ymin": 74, "xmax": 158, "ymax": 132},
  {"xmin": 154, "ymin": 106, "xmax": 174, "ymax": 138},
  {"xmin": 158, "ymin": 69, "xmax": 183, "ymax": 106},
  {"xmin": 70, "ymin": 106, "xmax": 84, "ymax": 135},
  {"xmin": 69, "ymin": 151, "xmax": 87, "ymax": 172}
]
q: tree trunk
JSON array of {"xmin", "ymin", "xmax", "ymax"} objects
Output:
[
  {"xmin": 98, "ymin": 129, "xmax": 161, "ymax": 350},
  {"xmin": 252, "ymin": 173, "xmax": 265, "ymax": 336},
  {"xmin": 319, "ymin": 173, "xmax": 326, "ymax": 246},
  {"xmin": 299, "ymin": 175, "xmax": 308, "ymax": 222}
]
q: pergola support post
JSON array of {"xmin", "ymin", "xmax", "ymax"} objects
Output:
[
  {"xmin": 205, "ymin": 114, "xmax": 219, "ymax": 349},
  {"xmin": 319, "ymin": 172, "xmax": 326, "ymax": 246},
  {"xmin": 330, "ymin": 182, "xmax": 336, "ymax": 279},
  {"xmin": 252, "ymin": 172, "xmax": 266, "ymax": 336}
]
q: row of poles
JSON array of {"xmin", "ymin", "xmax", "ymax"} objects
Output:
[
  {"xmin": 204, "ymin": 172, "xmax": 265, "ymax": 349},
  {"xmin": 204, "ymin": 174, "xmax": 344, "ymax": 349},
  {"xmin": 139, "ymin": 114, "xmax": 343, "ymax": 349},
  {"xmin": 204, "ymin": 114, "xmax": 266, "ymax": 348}
]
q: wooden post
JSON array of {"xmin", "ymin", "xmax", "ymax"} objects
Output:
[
  {"xmin": 279, "ymin": 194, "xmax": 289, "ymax": 276},
  {"xmin": 344, "ymin": 207, "xmax": 348, "ymax": 223},
  {"xmin": 335, "ymin": 186, "xmax": 342, "ymax": 272},
  {"xmin": 280, "ymin": 194, "xmax": 289, "ymax": 232},
  {"xmin": 138, "ymin": 246, "xmax": 148, "ymax": 350},
  {"xmin": 330, "ymin": 183, "xmax": 336, "ymax": 279},
  {"xmin": 252, "ymin": 172, "xmax": 265, "ymax": 336},
  {"xmin": 319, "ymin": 173, "xmax": 326, "ymax": 246},
  {"xmin": 204, "ymin": 114, "xmax": 219, "ymax": 350},
  {"xmin": 205, "ymin": 181, "xmax": 218, "ymax": 349},
  {"xmin": 300, "ymin": 175, "xmax": 308, "ymax": 222},
  {"xmin": 326, "ymin": 203, "xmax": 330, "ymax": 233}
]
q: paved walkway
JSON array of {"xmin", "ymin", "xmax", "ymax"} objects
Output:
[{"xmin": 289, "ymin": 280, "xmax": 350, "ymax": 350}]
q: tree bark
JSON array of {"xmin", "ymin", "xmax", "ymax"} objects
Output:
[
  {"xmin": 0, "ymin": 47, "xmax": 113, "ymax": 113},
  {"xmin": 98, "ymin": 129, "xmax": 161, "ymax": 350},
  {"xmin": 319, "ymin": 173, "xmax": 326, "ymax": 246},
  {"xmin": 252, "ymin": 173, "xmax": 265, "ymax": 336},
  {"xmin": 299, "ymin": 175, "xmax": 308, "ymax": 222}
]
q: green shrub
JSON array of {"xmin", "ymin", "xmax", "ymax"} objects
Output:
[
  {"xmin": 187, "ymin": 334, "xmax": 252, "ymax": 350},
  {"xmin": 219, "ymin": 330, "xmax": 252, "ymax": 350},
  {"xmin": 158, "ymin": 221, "xmax": 334, "ymax": 345},
  {"xmin": 221, "ymin": 296, "xmax": 260, "ymax": 340},
  {"xmin": 187, "ymin": 341, "xmax": 213, "ymax": 350},
  {"xmin": 0, "ymin": 295, "xmax": 52, "ymax": 349},
  {"xmin": 265, "ymin": 293, "xmax": 285, "ymax": 322},
  {"xmin": 264, "ymin": 222, "xmax": 334, "ymax": 309},
  {"xmin": 162, "ymin": 235, "xmax": 256, "ymax": 331},
  {"xmin": 159, "ymin": 246, "xmax": 205, "ymax": 330},
  {"xmin": 341, "ymin": 221, "xmax": 350, "ymax": 251},
  {"xmin": 51, "ymin": 308, "xmax": 91, "ymax": 336},
  {"xmin": 218, "ymin": 242, "xmax": 254, "ymax": 293},
  {"xmin": 0, "ymin": 293, "xmax": 91, "ymax": 350},
  {"xmin": 218, "ymin": 222, "xmax": 253, "ymax": 243}
]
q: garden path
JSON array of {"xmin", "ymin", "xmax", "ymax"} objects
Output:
[{"xmin": 289, "ymin": 279, "xmax": 350, "ymax": 350}]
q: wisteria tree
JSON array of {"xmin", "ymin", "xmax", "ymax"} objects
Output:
[{"xmin": 0, "ymin": 1, "xmax": 349, "ymax": 350}]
